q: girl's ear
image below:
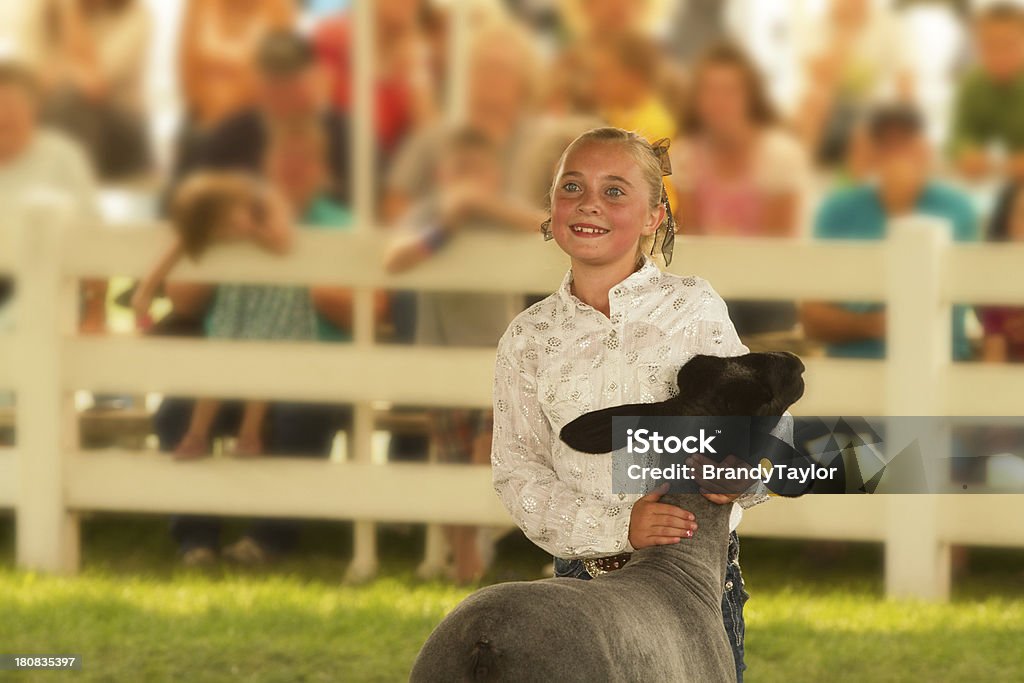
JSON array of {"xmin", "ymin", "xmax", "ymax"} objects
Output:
[{"xmin": 644, "ymin": 201, "xmax": 667, "ymax": 236}]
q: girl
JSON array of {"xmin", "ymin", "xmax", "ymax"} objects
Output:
[
  {"xmin": 134, "ymin": 172, "xmax": 316, "ymax": 459},
  {"xmin": 491, "ymin": 127, "xmax": 782, "ymax": 683}
]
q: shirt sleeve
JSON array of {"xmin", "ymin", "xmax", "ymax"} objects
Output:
[{"xmin": 491, "ymin": 328, "xmax": 634, "ymax": 558}]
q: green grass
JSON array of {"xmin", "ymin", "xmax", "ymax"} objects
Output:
[{"xmin": 0, "ymin": 514, "xmax": 1022, "ymax": 682}]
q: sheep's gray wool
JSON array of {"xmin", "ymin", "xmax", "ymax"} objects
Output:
[{"xmin": 410, "ymin": 352, "xmax": 805, "ymax": 683}]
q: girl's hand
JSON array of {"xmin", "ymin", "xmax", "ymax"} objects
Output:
[
  {"xmin": 131, "ymin": 282, "xmax": 157, "ymax": 328},
  {"xmin": 686, "ymin": 453, "xmax": 748, "ymax": 504},
  {"xmin": 628, "ymin": 483, "xmax": 698, "ymax": 549}
]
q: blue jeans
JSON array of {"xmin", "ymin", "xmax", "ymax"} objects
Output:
[{"xmin": 554, "ymin": 531, "xmax": 748, "ymax": 683}]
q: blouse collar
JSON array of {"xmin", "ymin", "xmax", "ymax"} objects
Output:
[{"xmin": 556, "ymin": 254, "xmax": 662, "ymax": 318}]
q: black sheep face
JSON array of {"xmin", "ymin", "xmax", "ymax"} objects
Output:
[{"xmin": 559, "ymin": 352, "xmax": 805, "ymax": 454}]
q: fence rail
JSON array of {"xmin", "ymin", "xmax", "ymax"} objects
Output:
[{"xmin": 2, "ymin": 207, "xmax": 1024, "ymax": 598}]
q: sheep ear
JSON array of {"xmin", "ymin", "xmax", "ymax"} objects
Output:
[
  {"xmin": 559, "ymin": 401, "xmax": 671, "ymax": 454},
  {"xmin": 675, "ymin": 354, "xmax": 726, "ymax": 393}
]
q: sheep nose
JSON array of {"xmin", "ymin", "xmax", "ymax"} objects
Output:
[{"xmin": 779, "ymin": 351, "xmax": 805, "ymax": 374}]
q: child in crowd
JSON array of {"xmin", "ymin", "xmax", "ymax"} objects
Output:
[
  {"xmin": 384, "ymin": 127, "xmax": 503, "ymax": 273},
  {"xmin": 980, "ymin": 182, "xmax": 1024, "ymax": 362},
  {"xmin": 134, "ymin": 171, "xmax": 315, "ymax": 458},
  {"xmin": 803, "ymin": 104, "xmax": 978, "ymax": 360},
  {"xmin": 384, "ymin": 126, "xmax": 521, "ymax": 584},
  {"xmin": 263, "ymin": 120, "xmax": 368, "ymax": 342},
  {"xmin": 491, "ymin": 126, "xmax": 788, "ymax": 682},
  {"xmin": 951, "ymin": 3, "xmax": 1024, "ymax": 181}
]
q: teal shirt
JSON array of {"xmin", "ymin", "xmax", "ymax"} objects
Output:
[
  {"xmin": 302, "ymin": 196, "xmax": 353, "ymax": 342},
  {"xmin": 202, "ymin": 195, "xmax": 353, "ymax": 343},
  {"xmin": 950, "ymin": 69, "xmax": 1024, "ymax": 155},
  {"xmin": 813, "ymin": 183, "xmax": 978, "ymax": 360}
]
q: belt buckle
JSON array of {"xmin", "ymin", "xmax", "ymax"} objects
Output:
[{"xmin": 582, "ymin": 553, "xmax": 630, "ymax": 578}]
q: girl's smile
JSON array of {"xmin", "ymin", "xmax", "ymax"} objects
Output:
[{"xmin": 570, "ymin": 222, "xmax": 611, "ymax": 236}]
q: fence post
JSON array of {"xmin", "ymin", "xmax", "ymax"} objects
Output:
[
  {"xmin": 884, "ymin": 216, "xmax": 951, "ymax": 601},
  {"xmin": 14, "ymin": 197, "xmax": 80, "ymax": 574},
  {"xmin": 345, "ymin": 0, "xmax": 379, "ymax": 583}
]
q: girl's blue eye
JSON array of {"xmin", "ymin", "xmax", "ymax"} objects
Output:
[
  {"xmin": 606, "ymin": 187, "xmax": 624, "ymax": 197},
  {"xmin": 562, "ymin": 182, "xmax": 581, "ymax": 192}
]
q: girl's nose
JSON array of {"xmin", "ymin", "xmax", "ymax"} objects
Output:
[{"xmin": 576, "ymin": 192, "xmax": 601, "ymax": 214}]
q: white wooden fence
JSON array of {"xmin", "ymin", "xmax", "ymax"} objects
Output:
[
  {"xmin": 2, "ymin": 202, "xmax": 1024, "ymax": 601},
  {"xmin": 1, "ymin": 0, "xmax": 1023, "ymax": 601}
]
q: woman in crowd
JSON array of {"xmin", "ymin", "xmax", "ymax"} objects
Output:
[
  {"xmin": 670, "ymin": 42, "xmax": 809, "ymax": 336},
  {"xmin": 178, "ymin": 0, "xmax": 294, "ymax": 153},
  {"xmin": 24, "ymin": 0, "xmax": 152, "ymax": 180}
]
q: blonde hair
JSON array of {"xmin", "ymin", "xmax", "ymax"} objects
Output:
[
  {"xmin": 467, "ymin": 18, "xmax": 542, "ymax": 107},
  {"xmin": 547, "ymin": 127, "xmax": 669, "ymax": 260}
]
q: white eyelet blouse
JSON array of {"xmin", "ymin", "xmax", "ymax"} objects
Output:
[{"xmin": 491, "ymin": 255, "xmax": 786, "ymax": 559}]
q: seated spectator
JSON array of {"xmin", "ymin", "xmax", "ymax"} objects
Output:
[
  {"xmin": 671, "ymin": 42, "xmax": 809, "ymax": 336},
  {"xmin": 672, "ymin": 42, "xmax": 808, "ymax": 238},
  {"xmin": 802, "ymin": 104, "xmax": 978, "ymax": 360},
  {"xmin": 950, "ymin": 3, "xmax": 1024, "ymax": 181},
  {"xmin": 585, "ymin": 32, "xmax": 676, "ymax": 156},
  {"xmin": 171, "ymin": 29, "xmax": 352, "ymax": 205},
  {"xmin": 263, "ymin": 119, "xmax": 388, "ymax": 341},
  {"xmin": 979, "ymin": 182, "xmax": 1024, "ymax": 362},
  {"xmin": 25, "ymin": 0, "xmax": 152, "ymax": 180},
  {"xmin": 384, "ymin": 127, "xmax": 516, "ymax": 584},
  {"xmin": 0, "ymin": 61, "xmax": 105, "ymax": 332},
  {"xmin": 383, "ymin": 18, "xmax": 544, "ymax": 228},
  {"xmin": 794, "ymin": 0, "xmax": 913, "ymax": 170},
  {"xmin": 179, "ymin": 0, "xmax": 295, "ymax": 132}
]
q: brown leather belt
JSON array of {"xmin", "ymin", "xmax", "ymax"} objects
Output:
[{"xmin": 582, "ymin": 552, "xmax": 632, "ymax": 577}]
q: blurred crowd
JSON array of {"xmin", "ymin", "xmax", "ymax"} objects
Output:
[{"xmin": 2, "ymin": 0, "xmax": 1024, "ymax": 572}]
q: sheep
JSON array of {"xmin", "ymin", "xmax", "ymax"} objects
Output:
[{"xmin": 410, "ymin": 351, "xmax": 805, "ymax": 683}]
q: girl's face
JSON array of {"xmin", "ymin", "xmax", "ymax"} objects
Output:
[
  {"xmin": 550, "ymin": 141, "xmax": 663, "ymax": 268},
  {"xmin": 217, "ymin": 200, "xmax": 263, "ymax": 242},
  {"xmin": 695, "ymin": 64, "xmax": 750, "ymax": 134}
]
